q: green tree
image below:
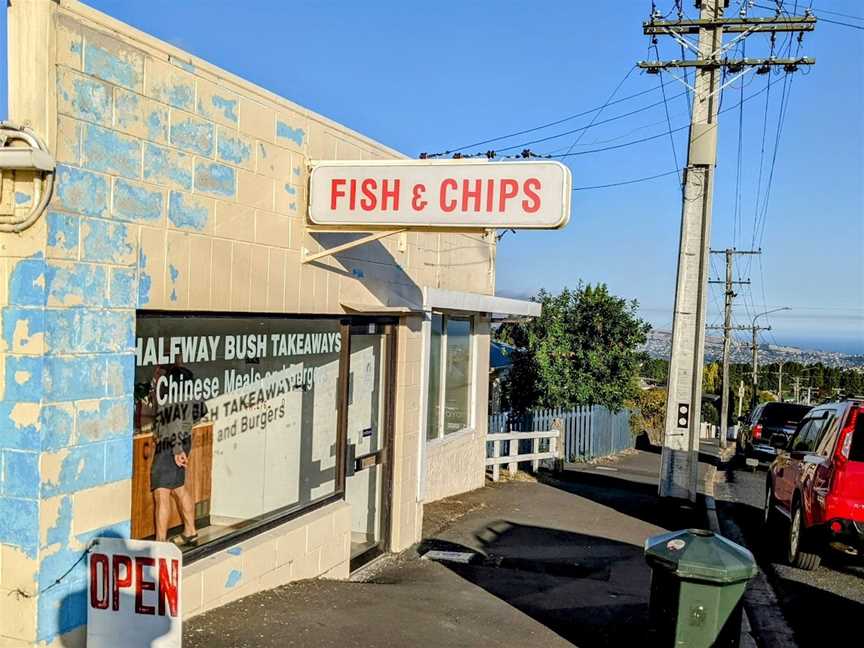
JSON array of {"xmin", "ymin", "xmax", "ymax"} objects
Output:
[
  {"xmin": 629, "ymin": 387, "xmax": 667, "ymax": 445},
  {"xmin": 497, "ymin": 284, "xmax": 651, "ymax": 413},
  {"xmin": 702, "ymin": 362, "xmax": 720, "ymax": 394}
]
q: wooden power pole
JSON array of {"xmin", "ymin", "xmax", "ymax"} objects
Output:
[{"xmin": 641, "ymin": 1, "xmax": 815, "ymax": 501}]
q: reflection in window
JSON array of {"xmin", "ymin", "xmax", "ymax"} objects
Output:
[
  {"xmin": 133, "ymin": 315, "xmax": 342, "ymax": 550},
  {"xmin": 426, "ymin": 315, "xmax": 473, "ymax": 441}
]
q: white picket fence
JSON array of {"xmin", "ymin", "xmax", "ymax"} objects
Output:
[
  {"xmin": 488, "ymin": 405, "xmax": 634, "ymax": 470},
  {"xmin": 486, "ymin": 429, "xmax": 561, "ymax": 482}
]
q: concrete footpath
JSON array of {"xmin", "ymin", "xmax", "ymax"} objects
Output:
[{"xmin": 185, "ymin": 450, "xmax": 705, "ymax": 648}]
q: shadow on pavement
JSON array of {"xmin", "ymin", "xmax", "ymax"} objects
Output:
[{"xmin": 419, "ymin": 521, "xmax": 658, "ymax": 648}]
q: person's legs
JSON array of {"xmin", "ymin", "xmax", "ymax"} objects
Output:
[
  {"xmin": 153, "ymin": 488, "xmax": 173, "ymax": 541},
  {"xmin": 171, "ymin": 484, "xmax": 197, "ymax": 537}
]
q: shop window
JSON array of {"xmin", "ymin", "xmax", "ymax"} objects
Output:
[
  {"xmin": 133, "ymin": 314, "xmax": 343, "ymax": 551},
  {"xmin": 426, "ymin": 315, "xmax": 473, "ymax": 441}
]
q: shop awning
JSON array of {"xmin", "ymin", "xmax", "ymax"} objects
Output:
[{"xmin": 422, "ymin": 287, "xmax": 540, "ymax": 318}]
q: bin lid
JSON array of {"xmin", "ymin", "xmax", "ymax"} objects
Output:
[{"xmin": 644, "ymin": 528, "xmax": 757, "ymax": 584}]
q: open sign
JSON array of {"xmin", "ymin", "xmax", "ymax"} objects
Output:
[{"xmin": 87, "ymin": 538, "xmax": 182, "ymax": 648}]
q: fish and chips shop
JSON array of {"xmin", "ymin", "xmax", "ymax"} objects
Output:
[{"xmin": 0, "ymin": 1, "xmax": 566, "ymax": 645}]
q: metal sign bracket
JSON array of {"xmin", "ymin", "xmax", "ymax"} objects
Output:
[{"xmin": 301, "ymin": 228, "xmax": 408, "ymax": 264}]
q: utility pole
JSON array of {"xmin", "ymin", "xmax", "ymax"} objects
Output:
[
  {"xmin": 793, "ymin": 376, "xmax": 801, "ymax": 403},
  {"xmin": 777, "ymin": 361, "xmax": 785, "ymax": 402},
  {"xmin": 642, "ymin": 2, "xmax": 815, "ymax": 501},
  {"xmin": 737, "ymin": 379, "xmax": 745, "ymax": 418},
  {"xmin": 708, "ymin": 248, "xmax": 758, "ymax": 447},
  {"xmin": 751, "ymin": 324, "xmax": 770, "ymax": 405}
]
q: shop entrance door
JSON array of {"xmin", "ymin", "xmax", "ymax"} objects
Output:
[{"xmin": 344, "ymin": 322, "xmax": 395, "ymax": 568}]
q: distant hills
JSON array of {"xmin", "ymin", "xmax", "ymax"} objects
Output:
[{"xmin": 642, "ymin": 330, "xmax": 864, "ymax": 369}]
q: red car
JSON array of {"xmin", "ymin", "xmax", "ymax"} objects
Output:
[{"xmin": 765, "ymin": 398, "xmax": 864, "ymax": 570}]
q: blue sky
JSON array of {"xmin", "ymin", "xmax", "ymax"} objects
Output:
[{"xmin": 1, "ymin": 1, "xmax": 861, "ymax": 352}]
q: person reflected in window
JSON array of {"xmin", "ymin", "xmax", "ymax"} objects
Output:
[{"xmin": 150, "ymin": 363, "xmax": 202, "ymax": 544}]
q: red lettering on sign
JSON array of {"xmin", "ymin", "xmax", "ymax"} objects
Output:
[
  {"xmin": 440, "ymin": 179, "xmax": 457, "ymax": 212},
  {"xmin": 158, "ymin": 558, "xmax": 180, "ymax": 617},
  {"xmin": 462, "ymin": 179, "xmax": 482, "ymax": 213},
  {"xmin": 360, "ymin": 178, "xmax": 377, "ymax": 211},
  {"xmin": 135, "ymin": 557, "xmax": 156, "ymax": 615},
  {"xmin": 330, "ymin": 179, "xmax": 346, "ymax": 210},
  {"xmin": 411, "ymin": 183, "xmax": 427, "ymax": 211},
  {"xmin": 381, "ymin": 179, "xmax": 400, "ymax": 210},
  {"xmin": 486, "ymin": 179, "xmax": 495, "ymax": 212},
  {"xmin": 498, "ymin": 179, "xmax": 519, "ymax": 212},
  {"xmin": 522, "ymin": 178, "xmax": 541, "ymax": 213},
  {"xmin": 90, "ymin": 553, "xmax": 109, "ymax": 610},
  {"xmin": 112, "ymin": 554, "xmax": 133, "ymax": 611}
]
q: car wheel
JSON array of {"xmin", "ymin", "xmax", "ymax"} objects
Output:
[
  {"xmin": 763, "ymin": 481, "xmax": 779, "ymax": 530},
  {"xmin": 787, "ymin": 502, "xmax": 822, "ymax": 571}
]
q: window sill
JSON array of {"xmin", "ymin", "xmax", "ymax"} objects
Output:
[{"xmin": 426, "ymin": 427, "xmax": 475, "ymax": 448}]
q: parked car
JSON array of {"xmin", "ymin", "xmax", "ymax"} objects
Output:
[
  {"xmin": 764, "ymin": 398, "xmax": 864, "ymax": 570},
  {"xmin": 737, "ymin": 401, "xmax": 812, "ymax": 461}
]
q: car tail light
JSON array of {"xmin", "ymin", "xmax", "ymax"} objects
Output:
[
  {"xmin": 830, "ymin": 520, "xmax": 842, "ymax": 534},
  {"xmin": 836, "ymin": 407, "xmax": 860, "ymax": 463},
  {"xmin": 752, "ymin": 423, "xmax": 763, "ymax": 440}
]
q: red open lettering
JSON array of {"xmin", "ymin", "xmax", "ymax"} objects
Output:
[
  {"xmin": 90, "ymin": 553, "xmax": 109, "ymax": 610},
  {"xmin": 461, "ymin": 179, "xmax": 482, "ymax": 213},
  {"xmin": 135, "ymin": 556, "xmax": 156, "ymax": 615},
  {"xmin": 330, "ymin": 179, "xmax": 346, "ymax": 210},
  {"xmin": 498, "ymin": 179, "xmax": 519, "ymax": 212},
  {"xmin": 440, "ymin": 179, "xmax": 457, "ymax": 213},
  {"xmin": 522, "ymin": 178, "xmax": 541, "ymax": 213},
  {"xmin": 158, "ymin": 558, "xmax": 180, "ymax": 617},
  {"xmin": 112, "ymin": 554, "xmax": 133, "ymax": 611}
]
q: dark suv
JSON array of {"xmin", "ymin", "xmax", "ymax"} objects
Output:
[
  {"xmin": 738, "ymin": 401, "xmax": 812, "ymax": 461},
  {"xmin": 765, "ymin": 399, "xmax": 864, "ymax": 569}
]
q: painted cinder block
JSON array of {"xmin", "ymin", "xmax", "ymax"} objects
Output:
[
  {"xmin": 275, "ymin": 115, "xmax": 306, "ymax": 151},
  {"xmin": 255, "ymin": 141, "xmax": 293, "ymax": 180},
  {"xmin": 237, "ymin": 169, "xmax": 274, "ymax": 211},
  {"xmin": 194, "ymin": 161, "xmax": 236, "ymax": 199},
  {"xmin": 1, "ymin": 306, "xmax": 45, "ymax": 354},
  {"xmin": 146, "ymin": 57, "xmax": 196, "ymax": 111},
  {"xmin": 70, "ymin": 480, "xmax": 131, "ymax": 538},
  {"xmin": 75, "ymin": 397, "xmax": 132, "ymax": 445},
  {"xmin": 44, "ymin": 261, "xmax": 108, "ymax": 308},
  {"xmin": 267, "ymin": 248, "xmax": 286, "ymax": 311},
  {"xmin": 0, "ymin": 495, "xmax": 39, "ymax": 558},
  {"xmin": 46, "ymin": 212, "xmax": 80, "ymax": 261},
  {"xmin": 104, "ymin": 353, "xmax": 135, "ymax": 397},
  {"xmin": 112, "ymin": 178, "xmax": 164, "ymax": 225},
  {"xmin": 56, "ymin": 68, "xmax": 112, "ymax": 127},
  {"xmin": 216, "ymin": 127, "xmax": 253, "ymax": 170},
  {"xmin": 165, "ymin": 231, "xmax": 191, "ymax": 306},
  {"xmin": 238, "ymin": 97, "xmax": 275, "ymax": 143},
  {"xmin": 108, "ymin": 267, "xmax": 137, "ymax": 308},
  {"xmin": 42, "ymin": 355, "xmax": 105, "ymax": 402},
  {"xmin": 55, "ymin": 14, "xmax": 83, "ymax": 71},
  {"xmin": 167, "ymin": 191, "xmax": 213, "ymax": 233},
  {"xmin": 2, "ymin": 449, "xmax": 39, "ymax": 498},
  {"xmin": 0, "ymin": 402, "xmax": 41, "ymax": 451},
  {"xmin": 143, "ymin": 142, "xmax": 193, "ymax": 191},
  {"xmin": 80, "ymin": 217, "xmax": 136, "ymax": 265},
  {"xmin": 0, "ymin": 543, "xmax": 38, "ymax": 593},
  {"xmin": 284, "ymin": 249, "xmax": 301, "ymax": 312},
  {"xmin": 113, "ymin": 88, "xmax": 169, "ymax": 145},
  {"xmin": 229, "ymin": 242, "xmax": 251, "ymax": 311},
  {"xmin": 275, "ymin": 181, "xmax": 301, "ymax": 216},
  {"xmin": 104, "ymin": 438, "xmax": 133, "ymax": 483},
  {"xmin": 3, "ymin": 355, "xmax": 44, "ymax": 402},
  {"xmin": 56, "ymin": 116, "xmax": 82, "ymax": 166},
  {"xmin": 254, "ymin": 210, "xmax": 291, "ymax": 248},
  {"xmin": 210, "ymin": 238, "xmax": 231, "ymax": 310},
  {"xmin": 52, "ymin": 165, "xmax": 109, "ymax": 218},
  {"xmin": 38, "ymin": 404, "xmax": 74, "ymax": 453},
  {"xmin": 250, "ymin": 246, "xmax": 268, "ymax": 312},
  {"xmin": 170, "ymin": 111, "xmax": 215, "ymax": 157},
  {"xmin": 83, "ymin": 30, "xmax": 144, "ymax": 92},
  {"xmin": 187, "ymin": 235, "xmax": 212, "ymax": 309},
  {"xmin": 81, "ymin": 124, "xmax": 142, "ymax": 180},
  {"xmin": 44, "ymin": 309, "xmax": 133, "ymax": 355},
  {"xmin": 8, "ymin": 258, "xmax": 46, "ymax": 307},
  {"xmin": 197, "ymin": 79, "xmax": 239, "ymax": 128},
  {"xmin": 138, "ymin": 227, "xmax": 167, "ymax": 308},
  {"xmin": 213, "ymin": 201, "xmax": 255, "ymax": 243}
]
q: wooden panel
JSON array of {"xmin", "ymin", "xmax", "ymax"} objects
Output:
[{"xmin": 131, "ymin": 423, "xmax": 213, "ymax": 539}]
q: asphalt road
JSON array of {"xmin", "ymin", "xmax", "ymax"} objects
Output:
[{"xmin": 715, "ymin": 460, "xmax": 864, "ymax": 647}]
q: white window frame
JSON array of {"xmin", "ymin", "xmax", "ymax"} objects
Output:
[{"xmin": 426, "ymin": 313, "xmax": 475, "ymax": 444}]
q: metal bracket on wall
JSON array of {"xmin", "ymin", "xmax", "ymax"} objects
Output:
[
  {"xmin": 0, "ymin": 122, "xmax": 56, "ymax": 233},
  {"xmin": 301, "ymin": 228, "xmax": 408, "ymax": 264}
]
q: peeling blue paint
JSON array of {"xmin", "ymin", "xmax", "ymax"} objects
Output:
[
  {"xmin": 109, "ymin": 268, "xmax": 137, "ymax": 308},
  {"xmin": 82, "ymin": 125, "xmax": 141, "ymax": 179},
  {"xmin": 81, "ymin": 218, "xmax": 135, "ymax": 265},
  {"xmin": 43, "ymin": 355, "xmax": 105, "ymax": 402},
  {"xmin": 0, "ymin": 402, "xmax": 41, "ymax": 451},
  {"xmin": 143, "ymin": 143, "xmax": 193, "ymax": 190},
  {"xmin": 211, "ymin": 95, "xmax": 239, "ymax": 123},
  {"xmin": 77, "ymin": 398, "xmax": 133, "ymax": 445},
  {"xmin": 284, "ymin": 184, "xmax": 296, "ymax": 195},
  {"xmin": 105, "ymin": 353, "xmax": 135, "ymax": 397},
  {"xmin": 2, "ymin": 450, "xmax": 39, "ymax": 498},
  {"xmin": 225, "ymin": 570, "xmax": 242, "ymax": 588},
  {"xmin": 40, "ymin": 405, "xmax": 74, "ymax": 452},
  {"xmin": 114, "ymin": 90, "xmax": 141, "ymax": 131},
  {"xmin": 37, "ymin": 579, "xmax": 86, "ymax": 642},
  {"xmin": 40, "ymin": 442, "xmax": 106, "ymax": 495},
  {"xmin": 137, "ymin": 249, "xmax": 152, "ymax": 306},
  {"xmin": 45, "ymin": 309, "xmax": 134, "ymax": 355},
  {"xmin": 226, "ymin": 547, "xmax": 242, "ymax": 556},
  {"xmin": 147, "ymin": 108, "xmax": 169, "ymax": 142},
  {"xmin": 170, "ymin": 115, "xmax": 214, "ymax": 157},
  {"xmin": 276, "ymin": 121, "xmax": 305, "ymax": 147},
  {"xmin": 54, "ymin": 165, "xmax": 109, "ymax": 217},
  {"xmin": 113, "ymin": 179, "xmax": 163, "ymax": 223},
  {"xmin": 289, "ymin": 202, "xmax": 297, "ymax": 211},
  {"xmin": 84, "ymin": 42, "xmax": 141, "ymax": 90},
  {"xmin": 217, "ymin": 132, "xmax": 251, "ymax": 165},
  {"xmin": 2, "ymin": 307, "xmax": 45, "ymax": 351},
  {"xmin": 4, "ymin": 356, "xmax": 43, "ymax": 402},
  {"xmin": 58, "ymin": 74, "xmax": 111, "ymax": 125},
  {"xmin": 45, "ymin": 261, "xmax": 108, "ymax": 307},
  {"xmin": 46, "ymin": 212, "xmax": 79, "ymax": 260},
  {"xmin": 168, "ymin": 191, "xmax": 210, "ymax": 231},
  {"xmin": 169, "ymin": 264, "xmax": 180, "ymax": 282},
  {"xmin": 0, "ymin": 496, "xmax": 38, "ymax": 558},
  {"xmin": 170, "ymin": 57, "xmax": 196, "ymax": 74},
  {"xmin": 168, "ymin": 84, "xmax": 194, "ymax": 112},
  {"xmin": 105, "ymin": 438, "xmax": 133, "ymax": 483},
  {"xmin": 15, "ymin": 191, "xmax": 31, "ymax": 205},
  {"xmin": 9, "ymin": 258, "xmax": 47, "ymax": 306},
  {"xmin": 194, "ymin": 161, "xmax": 235, "ymax": 198},
  {"xmin": 293, "ymin": 166, "xmax": 301, "ymax": 177}
]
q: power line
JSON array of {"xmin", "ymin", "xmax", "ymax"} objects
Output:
[
  {"xmin": 752, "ymin": 2, "xmax": 864, "ymax": 28},
  {"xmin": 571, "ymin": 167, "xmax": 682, "ymax": 191}
]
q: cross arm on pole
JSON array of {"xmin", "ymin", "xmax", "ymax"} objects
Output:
[
  {"xmin": 643, "ymin": 16, "xmax": 816, "ymax": 35},
  {"xmin": 638, "ymin": 57, "xmax": 814, "ymax": 71}
]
